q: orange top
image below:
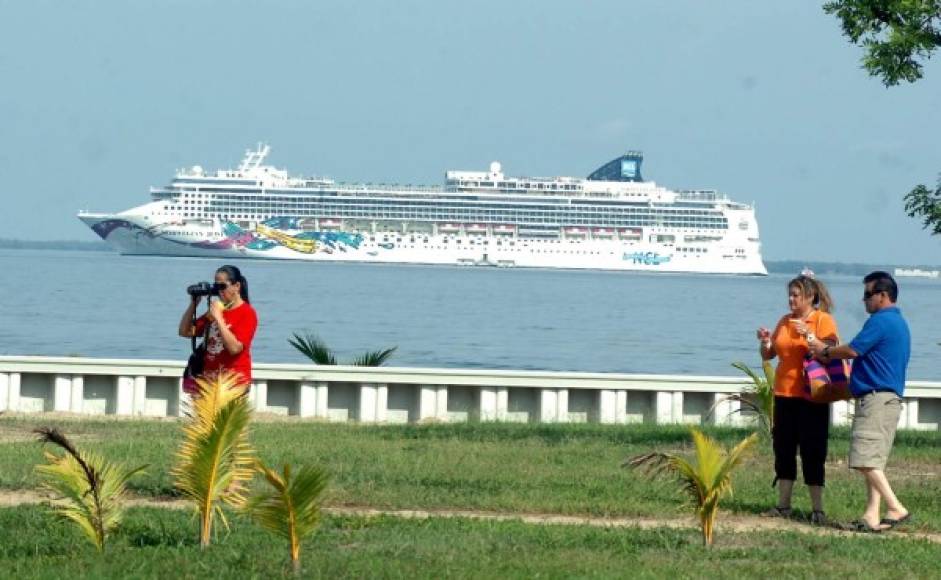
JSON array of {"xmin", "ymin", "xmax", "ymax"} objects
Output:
[{"xmin": 770, "ymin": 310, "xmax": 839, "ymax": 398}]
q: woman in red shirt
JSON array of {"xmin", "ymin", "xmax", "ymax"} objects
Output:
[{"xmin": 179, "ymin": 265, "xmax": 258, "ymax": 393}]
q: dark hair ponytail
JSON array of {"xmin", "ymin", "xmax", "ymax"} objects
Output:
[{"xmin": 217, "ymin": 264, "xmax": 250, "ymax": 303}]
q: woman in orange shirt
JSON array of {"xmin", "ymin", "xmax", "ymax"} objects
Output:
[{"xmin": 757, "ymin": 274, "xmax": 838, "ymax": 525}]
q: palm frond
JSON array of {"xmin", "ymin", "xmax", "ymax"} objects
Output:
[
  {"xmin": 181, "ymin": 372, "xmax": 248, "ymax": 439},
  {"xmin": 288, "ymin": 333, "xmax": 337, "ymax": 365},
  {"xmin": 350, "ymin": 347, "xmax": 398, "ymax": 367},
  {"xmin": 731, "ymin": 361, "xmax": 763, "ymax": 386},
  {"xmin": 708, "ymin": 361, "xmax": 775, "ymax": 435},
  {"xmin": 761, "ymin": 359, "xmax": 776, "ymax": 387},
  {"xmin": 245, "ymin": 461, "xmax": 329, "ymax": 572},
  {"xmin": 173, "ymin": 371, "xmax": 255, "ymax": 548},
  {"xmin": 712, "ymin": 432, "xmax": 759, "ymax": 497},
  {"xmin": 34, "ymin": 428, "xmax": 146, "ymax": 552}
]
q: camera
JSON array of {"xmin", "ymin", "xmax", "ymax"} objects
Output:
[{"xmin": 186, "ymin": 281, "xmax": 222, "ymax": 297}]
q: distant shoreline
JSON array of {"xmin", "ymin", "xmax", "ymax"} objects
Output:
[
  {"xmin": 1, "ymin": 240, "xmax": 937, "ymax": 276},
  {"xmin": 0, "ymin": 239, "xmax": 110, "ymax": 251}
]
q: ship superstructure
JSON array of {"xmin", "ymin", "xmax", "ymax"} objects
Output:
[{"xmin": 78, "ymin": 145, "xmax": 767, "ymax": 274}]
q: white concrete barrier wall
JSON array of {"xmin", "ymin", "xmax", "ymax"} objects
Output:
[{"xmin": 1, "ymin": 356, "xmax": 939, "ymax": 430}]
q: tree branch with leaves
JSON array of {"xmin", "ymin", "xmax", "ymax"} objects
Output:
[{"xmin": 824, "ymin": 0, "xmax": 941, "ymax": 86}]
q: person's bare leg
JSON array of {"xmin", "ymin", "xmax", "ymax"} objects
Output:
[
  {"xmin": 860, "ymin": 468, "xmax": 907, "ymax": 522},
  {"xmin": 855, "ymin": 468, "xmax": 883, "ymax": 527}
]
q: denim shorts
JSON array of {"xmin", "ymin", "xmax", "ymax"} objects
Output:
[{"xmin": 849, "ymin": 391, "xmax": 902, "ymax": 470}]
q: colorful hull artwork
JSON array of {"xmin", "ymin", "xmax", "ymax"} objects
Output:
[{"xmin": 83, "ymin": 216, "xmax": 366, "ymax": 259}]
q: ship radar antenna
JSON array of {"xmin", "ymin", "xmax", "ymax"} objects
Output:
[{"xmin": 239, "ymin": 142, "xmax": 270, "ymax": 172}]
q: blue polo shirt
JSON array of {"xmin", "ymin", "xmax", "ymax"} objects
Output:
[{"xmin": 848, "ymin": 306, "xmax": 911, "ymax": 397}]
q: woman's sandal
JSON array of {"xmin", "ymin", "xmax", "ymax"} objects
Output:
[
  {"xmin": 761, "ymin": 506, "xmax": 792, "ymax": 518},
  {"xmin": 879, "ymin": 513, "xmax": 912, "ymax": 530}
]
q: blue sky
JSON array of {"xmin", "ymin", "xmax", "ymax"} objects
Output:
[{"xmin": 2, "ymin": 0, "xmax": 939, "ymax": 264}]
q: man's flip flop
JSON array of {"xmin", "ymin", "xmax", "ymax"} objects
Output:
[
  {"xmin": 845, "ymin": 520, "xmax": 882, "ymax": 534},
  {"xmin": 879, "ymin": 513, "xmax": 912, "ymax": 529}
]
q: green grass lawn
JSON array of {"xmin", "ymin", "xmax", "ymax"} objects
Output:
[
  {"xmin": 1, "ymin": 504, "xmax": 939, "ymax": 579},
  {"xmin": 2, "ymin": 417, "xmax": 939, "ymax": 533}
]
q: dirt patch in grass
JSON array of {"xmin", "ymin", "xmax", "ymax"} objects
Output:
[{"xmin": 2, "ymin": 489, "xmax": 937, "ymax": 545}]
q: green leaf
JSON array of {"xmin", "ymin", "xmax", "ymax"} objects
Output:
[
  {"xmin": 351, "ymin": 347, "xmax": 398, "ymax": 367},
  {"xmin": 289, "ymin": 332, "xmax": 337, "ymax": 365}
]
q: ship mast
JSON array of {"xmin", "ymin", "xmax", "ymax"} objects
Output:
[{"xmin": 238, "ymin": 143, "xmax": 270, "ymax": 172}]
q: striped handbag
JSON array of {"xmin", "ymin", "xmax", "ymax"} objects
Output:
[{"xmin": 802, "ymin": 355, "xmax": 852, "ymax": 403}]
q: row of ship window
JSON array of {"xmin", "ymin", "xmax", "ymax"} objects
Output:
[
  {"xmin": 177, "ymin": 193, "xmax": 719, "ymax": 213},
  {"xmin": 183, "ymin": 213, "xmax": 727, "ymax": 229},
  {"xmin": 192, "ymin": 197, "xmax": 722, "ymax": 215}
]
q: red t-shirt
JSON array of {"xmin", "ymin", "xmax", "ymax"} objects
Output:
[{"xmin": 194, "ymin": 302, "xmax": 258, "ymax": 386}]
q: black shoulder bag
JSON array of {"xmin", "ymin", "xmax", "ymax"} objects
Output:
[{"xmin": 183, "ymin": 310, "xmax": 211, "ymax": 382}]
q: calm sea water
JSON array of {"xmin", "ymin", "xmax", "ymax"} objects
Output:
[{"xmin": 1, "ymin": 249, "xmax": 938, "ymax": 380}]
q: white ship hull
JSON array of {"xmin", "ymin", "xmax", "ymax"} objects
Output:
[{"xmin": 79, "ymin": 212, "xmax": 767, "ymax": 275}]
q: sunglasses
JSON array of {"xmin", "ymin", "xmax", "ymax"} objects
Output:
[{"xmin": 863, "ymin": 290, "xmax": 882, "ymax": 300}]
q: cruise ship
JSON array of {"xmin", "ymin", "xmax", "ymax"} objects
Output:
[{"xmin": 78, "ymin": 145, "xmax": 767, "ymax": 275}]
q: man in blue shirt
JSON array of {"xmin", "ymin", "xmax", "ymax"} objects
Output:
[{"xmin": 809, "ymin": 271, "xmax": 911, "ymax": 533}]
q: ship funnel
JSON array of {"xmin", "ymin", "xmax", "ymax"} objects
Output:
[{"xmin": 587, "ymin": 151, "xmax": 644, "ymax": 182}]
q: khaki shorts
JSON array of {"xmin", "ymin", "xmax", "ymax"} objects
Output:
[{"xmin": 849, "ymin": 391, "xmax": 902, "ymax": 470}]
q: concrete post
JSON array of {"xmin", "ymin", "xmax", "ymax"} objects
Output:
[
  {"xmin": 315, "ymin": 382, "xmax": 329, "ymax": 419},
  {"xmin": 132, "ymin": 376, "xmax": 147, "ymax": 416},
  {"xmin": 904, "ymin": 399, "xmax": 921, "ymax": 430},
  {"xmin": 252, "ymin": 381, "xmax": 268, "ymax": 413},
  {"xmin": 377, "ymin": 383, "xmax": 388, "ymax": 422},
  {"xmin": 53, "ymin": 375, "xmax": 72, "ymax": 412},
  {"xmin": 832, "ymin": 399, "xmax": 852, "ymax": 426},
  {"xmin": 540, "ymin": 388, "xmax": 569, "ymax": 423},
  {"xmin": 496, "ymin": 387, "xmax": 508, "ymax": 421},
  {"xmin": 7, "ymin": 373, "xmax": 20, "ymax": 412},
  {"xmin": 299, "ymin": 381, "xmax": 318, "ymax": 418},
  {"xmin": 599, "ymin": 390, "xmax": 616, "ymax": 423},
  {"xmin": 70, "ymin": 375, "xmax": 84, "ymax": 414},
  {"xmin": 0, "ymin": 373, "xmax": 8, "ymax": 412},
  {"xmin": 480, "ymin": 387, "xmax": 498, "ymax": 421},
  {"xmin": 419, "ymin": 385, "xmax": 449, "ymax": 421},
  {"xmin": 656, "ymin": 391, "xmax": 683, "ymax": 424},
  {"xmin": 176, "ymin": 379, "xmax": 186, "ymax": 417},
  {"xmin": 359, "ymin": 383, "xmax": 388, "ymax": 423},
  {"xmin": 617, "ymin": 391, "xmax": 629, "ymax": 424},
  {"xmin": 728, "ymin": 396, "xmax": 745, "ymax": 427},
  {"xmin": 116, "ymin": 377, "xmax": 135, "ymax": 416}
]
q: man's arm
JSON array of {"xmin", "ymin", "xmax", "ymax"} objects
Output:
[{"xmin": 809, "ymin": 341, "xmax": 858, "ymax": 360}]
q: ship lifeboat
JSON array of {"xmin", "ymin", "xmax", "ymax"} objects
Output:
[
  {"xmin": 320, "ymin": 218, "xmax": 342, "ymax": 229},
  {"xmin": 618, "ymin": 228, "xmax": 642, "ymax": 239},
  {"xmin": 465, "ymin": 223, "xmax": 487, "ymax": 233},
  {"xmin": 494, "ymin": 224, "xmax": 516, "ymax": 235},
  {"xmin": 591, "ymin": 228, "xmax": 614, "ymax": 237},
  {"xmin": 438, "ymin": 223, "xmax": 460, "ymax": 232},
  {"xmin": 564, "ymin": 227, "xmax": 587, "ymax": 236}
]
